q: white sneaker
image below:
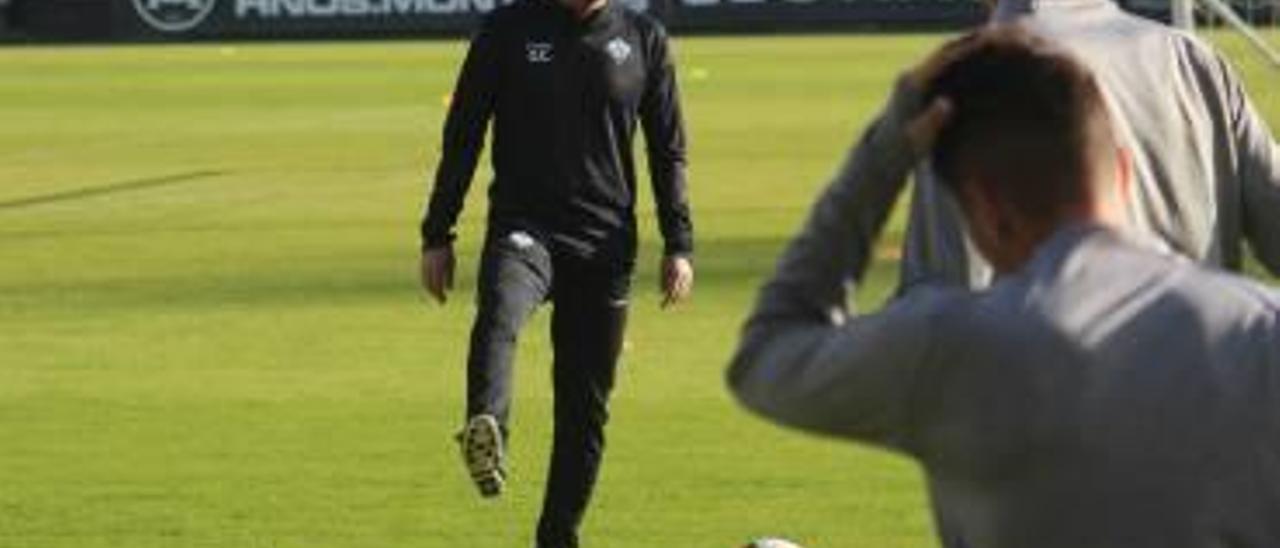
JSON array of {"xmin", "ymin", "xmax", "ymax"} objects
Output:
[{"xmin": 459, "ymin": 414, "xmax": 505, "ymax": 498}]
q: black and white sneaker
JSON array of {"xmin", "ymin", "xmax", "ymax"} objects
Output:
[{"xmin": 459, "ymin": 414, "xmax": 505, "ymax": 498}]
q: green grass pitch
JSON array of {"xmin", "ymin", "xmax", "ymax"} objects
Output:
[{"xmin": 1, "ymin": 32, "xmax": 1277, "ymax": 547}]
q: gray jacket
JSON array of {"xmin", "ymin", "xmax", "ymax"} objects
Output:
[
  {"xmin": 903, "ymin": 0, "xmax": 1280, "ymax": 288},
  {"xmin": 728, "ymin": 86, "xmax": 1280, "ymax": 548}
]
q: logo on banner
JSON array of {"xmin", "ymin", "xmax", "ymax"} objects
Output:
[{"xmin": 133, "ymin": 0, "xmax": 217, "ymax": 33}]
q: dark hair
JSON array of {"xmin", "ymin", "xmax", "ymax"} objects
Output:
[{"xmin": 926, "ymin": 27, "xmax": 1117, "ymax": 221}]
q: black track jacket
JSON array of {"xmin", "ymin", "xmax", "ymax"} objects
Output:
[{"xmin": 420, "ymin": 0, "xmax": 693, "ymax": 269}]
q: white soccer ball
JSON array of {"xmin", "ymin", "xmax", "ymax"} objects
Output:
[{"xmin": 743, "ymin": 538, "xmax": 804, "ymax": 548}]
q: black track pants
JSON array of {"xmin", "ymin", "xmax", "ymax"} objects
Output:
[{"xmin": 464, "ymin": 229, "xmax": 630, "ymax": 548}]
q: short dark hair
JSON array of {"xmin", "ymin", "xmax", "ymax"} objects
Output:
[{"xmin": 925, "ymin": 27, "xmax": 1117, "ymax": 221}]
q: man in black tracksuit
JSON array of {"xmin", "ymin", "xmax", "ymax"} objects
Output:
[{"xmin": 417, "ymin": 0, "xmax": 693, "ymax": 545}]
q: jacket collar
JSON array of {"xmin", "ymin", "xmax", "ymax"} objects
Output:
[
  {"xmin": 1020, "ymin": 221, "xmax": 1177, "ymax": 283},
  {"xmin": 538, "ymin": 0, "xmax": 618, "ymax": 30}
]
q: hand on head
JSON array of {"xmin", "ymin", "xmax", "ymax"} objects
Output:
[
  {"xmin": 897, "ymin": 25, "xmax": 1128, "ymax": 273},
  {"xmin": 897, "ymin": 31, "xmax": 992, "ymax": 156}
]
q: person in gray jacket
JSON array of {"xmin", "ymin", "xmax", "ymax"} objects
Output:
[
  {"xmin": 903, "ymin": 0, "xmax": 1280, "ymax": 288},
  {"xmin": 729, "ymin": 28, "xmax": 1280, "ymax": 548}
]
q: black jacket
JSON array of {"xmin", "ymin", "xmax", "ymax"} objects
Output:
[{"xmin": 420, "ymin": 0, "xmax": 693, "ymax": 268}]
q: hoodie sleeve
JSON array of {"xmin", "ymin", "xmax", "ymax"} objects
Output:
[
  {"xmin": 726, "ymin": 80, "xmax": 946, "ymax": 449},
  {"xmin": 1220, "ymin": 54, "xmax": 1280, "ymax": 276}
]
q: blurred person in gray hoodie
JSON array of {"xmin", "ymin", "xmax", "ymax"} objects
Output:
[
  {"xmin": 729, "ymin": 28, "xmax": 1280, "ymax": 548},
  {"xmin": 903, "ymin": 0, "xmax": 1280, "ymax": 288}
]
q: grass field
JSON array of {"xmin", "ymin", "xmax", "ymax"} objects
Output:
[{"xmin": 2, "ymin": 32, "xmax": 1278, "ymax": 547}]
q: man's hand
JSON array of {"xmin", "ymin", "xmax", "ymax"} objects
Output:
[
  {"xmin": 896, "ymin": 33, "xmax": 985, "ymax": 156},
  {"xmin": 661, "ymin": 255, "xmax": 694, "ymax": 309},
  {"xmin": 421, "ymin": 245, "xmax": 456, "ymax": 304},
  {"xmin": 906, "ymin": 96, "xmax": 953, "ymax": 157}
]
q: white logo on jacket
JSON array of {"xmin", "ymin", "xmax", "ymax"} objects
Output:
[
  {"xmin": 527, "ymin": 42, "xmax": 554, "ymax": 63},
  {"xmin": 605, "ymin": 38, "xmax": 632, "ymax": 65}
]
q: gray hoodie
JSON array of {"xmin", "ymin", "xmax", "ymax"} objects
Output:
[
  {"xmin": 902, "ymin": 0, "xmax": 1280, "ymax": 288},
  {"xmin": 728, "ymin": 79, "xmax": 1280, "ymax": 548}
]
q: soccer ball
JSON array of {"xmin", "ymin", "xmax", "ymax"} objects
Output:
[{"xmin": 742, "ymin": 538, "xmax": 804, "ymax": 548}]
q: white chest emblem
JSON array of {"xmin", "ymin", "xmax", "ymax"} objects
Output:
[
  {"xmin": 605, "ymin": 38, "xmax": 632, "ymax": 66},
  {"xmin": 527, "ymin": 42, "xmax": 554, "ymax": 64}
]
